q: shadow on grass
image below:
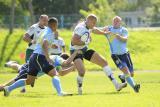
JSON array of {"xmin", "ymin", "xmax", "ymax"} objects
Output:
[{"xmin": 72, "ymin": 91, "xmax": 130, "ymax": 96}]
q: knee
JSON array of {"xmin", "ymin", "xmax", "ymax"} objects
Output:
[
  {"xmin": 25, "ymin": 79, "xmax": 33, "ymax": 85},
  {"xmin": 78, "ymin": 71, "xmax": 85, "ymax": 77},
  {"xmin": 131, "ymin": 72, "xmax": 134, "ymax": 77}
]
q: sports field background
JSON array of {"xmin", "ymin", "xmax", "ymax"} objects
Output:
[{"xmin": 0, "ymin": 28, "xmax": 160, "ymax": 72}]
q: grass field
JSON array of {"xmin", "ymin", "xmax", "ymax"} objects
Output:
[{"xmin": 0, "ymin": 71, "xmax": 160, "ymax": 107}]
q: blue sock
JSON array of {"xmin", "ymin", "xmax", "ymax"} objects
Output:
[
  {"xmin": 8, "ymin": 79, "xmax": 26, "ymax": 92},
  {"xmin": 125, "ymin": 74, "xmax": 135, "ymax": 88},
  {"xmin": 52, "ymin": 76, "xmax": 62, "ymax": 95}
]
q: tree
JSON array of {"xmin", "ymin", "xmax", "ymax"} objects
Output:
[
  {"xmin": 28, "ymin": 0, "xmax": 35, "ymax": 24},
  {"xmin": 80, "ymin": 0, "xmax": 116, "ymax": 26},
  {"xmin": 9, "ymin": 0, "xmax": 16, "ymax": 34}
]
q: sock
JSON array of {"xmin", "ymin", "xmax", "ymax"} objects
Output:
[
  {"xmin": 103, "ymin": 66, "xmax": 118, "ymax": 87},
  {"xmin": 119, "ymin": 74, "xmax": 125, "ymax": 80},
  {"xmin": 21, "ymin": 86, "xmax": 26, "ymax": 90},
  {"xmin": 52, "ymin": 76, "xmax": 62, "ymax": 95},
  {"xmin": 8, "ymin": 79, "xmax": 26, "ymax": 92},
  {"xmin": 77, "ymin": 75, "xmax": 83, "ymax": 87},
  {"xmin": 125, "ymin": 74, "xmax": 135, "ymax": 88}
]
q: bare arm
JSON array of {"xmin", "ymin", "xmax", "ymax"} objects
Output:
[
  {"xmin": 59, "ymin": 65, "xmax": 75, "ymax": 76},
  {"xmin": 42, "ymin": 39, "xmax": 52, "ymax": 63},
  {"xmin": 71, "ymin": 34, "xmax": 85, "ymax": 46},
  {"xmin": 62, "ymin": 50, "xmax": 81, "ymax": 66},
  {"xmin": 92, "ymin": 27, "xmax": 111, "ymax": 35},
  {"xmin": 115, "ymin": 34, "xmax": 128, "ymax": 42},
  {"xmin": 23, "ymin": 33, "xmax": 32, "ymax": 43},
  {"xmin": 62, "ymin": 46, "xmax": 66, "ymax": 53}
]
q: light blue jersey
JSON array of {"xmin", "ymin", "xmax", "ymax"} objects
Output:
[
  {"xmin": 105, "ymin": 26, "xmax": 128, "ymax": 55},
  {"xmin": 34, "ymin": 27, "xmax": 55, "ymax": 55}
]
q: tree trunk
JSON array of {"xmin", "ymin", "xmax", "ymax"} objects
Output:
[
  {"xmin": 28, "ymin": 0, "xmax": 35, "ymax": 24},
  {"xmin": 9, "ymin": 0, "xmax": 16, "ymax": 34}
]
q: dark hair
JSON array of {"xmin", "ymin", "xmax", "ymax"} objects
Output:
[
  {"xmin": 60, "ymin": 53, "xmax": 69, "ymax": 60},
  {"xmin": 48, "ymin": 17, "xmax": 58, "ymax": 24}
]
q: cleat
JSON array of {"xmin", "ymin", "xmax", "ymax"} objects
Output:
[
  {"xmin": 116, "ymin": 83, "xmax": 127, "ymax": 91},
  {"xmin": 134, "ymin": 84, "xmax": 140, "ymax": 93},
  {"xmin": 20, "ymin": 88, "xmax": 26, "ymax": 93},
  {"xmin": 118, "ymin": 75, "xmax": 126, "ymax": 83},
  {"xmin": 78, "ymin": 86, "xmax": 82, "ymax": 95},
  {"xmin": 4, "ymin": 61, "xmax": 17, "ymax": 67},
  {"xmin": 3, "ymin": 86, "xmax": 10, "ymax": 97},
  {"xmin": 58, "ymin": 92, "xmax": 73, "ymax": 96}
]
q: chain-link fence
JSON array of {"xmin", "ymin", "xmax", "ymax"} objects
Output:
[{"xmin": 0, "ymin": 14, "xmax": 83, "ymax": 29}]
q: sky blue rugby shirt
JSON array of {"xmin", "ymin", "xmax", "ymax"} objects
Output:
[
  {"xmin": 33, "ymin": 27, "xmax": 55, "ymax": 55},
  {"xmin": 105, "ymin": 26, "xmax": 128, "ymax": 55}
]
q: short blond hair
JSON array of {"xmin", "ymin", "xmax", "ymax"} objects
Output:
[
  {"xmin": 113, "ymin": 16, "xmax": 122, "ymax": 21},
  {"xmin": 39, "ymin": 14, "xmax": 48, "ymax": 19},
  {"xmin": 86, "ymin": 14, "xmax": 98, "ymax": 21}
]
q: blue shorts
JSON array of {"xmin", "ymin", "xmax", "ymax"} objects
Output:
[
  {"xmin": 28, "ymin": 53, "xmax": 54, "ymax": 76},
  {"xmin": 14, "ymin": 63, "xmax": 28, "ymax": 81},
  {"xmin": 111, "ymin": 52, "xmax": 134, "ymax": 73}
]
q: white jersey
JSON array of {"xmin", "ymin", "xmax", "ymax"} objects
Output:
[
  {"xmin": 70, "ymin": 22, "xmax": 92, "ymax": 50},
  {"xmin": 49, "ymin": 37, "xmax": 65, "ymax": 55},
  {"xmin": 26, "ymin": 23, "xmax": 46, "ymax": 50}
]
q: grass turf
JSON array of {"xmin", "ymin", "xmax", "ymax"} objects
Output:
[{"xmin": 0, "ymin": 71, "xmax": 160, "ymax": 107}]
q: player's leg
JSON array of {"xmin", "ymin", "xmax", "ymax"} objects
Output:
[
  {"xmin": 4, "ymin": 61, "xmax": 21, "ymax": 71},
  {"xmin": 3, "ymin": 75, "xmax": 36, "ymax": 96},
  {"xmin": 70, "ymin": 49, "xmax": 85, "ymax": 95},
  {"xmin": 112, "ymin": 54, "xmax": 140, "ymax": 92},
  {"xmin": 85, "ymin": 50, "xmax": 127, "ymax": 91},
  {"xmin": 47, "ymin": 68, "xmax": 72, "ymax": 96}
]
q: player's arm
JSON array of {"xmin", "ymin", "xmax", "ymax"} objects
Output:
[
  {"xmin": 62, "ymin": 46, "xmax": 66, "ymax": 52},
  {"xmin": 114, "ymin": 34, "xmax": 128, "ymax": 42},
  {"xmin": 23, "ymin": 26, "xmax": 36, "ymax": 44},
  {"xmin": 59, "ymin": 65, "xmax": 75, "ymax": 76},
  {"xmin": 42, "ymin": 39, "xmax": 53, "ymax": 63},
  {"xmin": 92, "ymin": 27, "xmax": 110, "ymax": 35},
  {"xmin": 62, "ymin": 50, "xmax": 82, "ymax": 66},
  {"xmin": 71, "ymin": 34, "xmax": 85, "ymax": 46},
  {"xmin": 23, "ymin": 33, "xmax": 32, "ymax": 43}
]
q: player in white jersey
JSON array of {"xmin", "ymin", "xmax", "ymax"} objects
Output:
[
  {"xmin": 23, "ymin": 14, "xmax": 48, "ymax": 63},
  {"xmin": 49, "ymin": 30, "xmax": 65, "ymax": 55},
  {"xmin": 70, "ymin": 14, "xmax": 127, "ymax": 95}
]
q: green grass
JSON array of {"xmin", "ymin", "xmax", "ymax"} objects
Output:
[
  {"xmin": 0, "ymin": 71, "xmax": 160, "ymax": 107},
  {"xmin": 0, "ymin": 29, "xmax": 160, "ymax": 71}
]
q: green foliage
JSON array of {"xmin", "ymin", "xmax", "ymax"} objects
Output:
[{"xmin": 80, "ymin": 0, "xmax": 115, "ymax": 26}]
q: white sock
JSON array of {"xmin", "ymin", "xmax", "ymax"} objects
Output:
[
  {"xmin": 21, "ymin": 86, "xmax": 25, "ymax": 90},
  {"xmin": 103, "ymin": 66, "xmax": 118, "ymax": 87},
  {"xmin": 77, "ymin": 75, "xmax": 83, "ymax": 87}
]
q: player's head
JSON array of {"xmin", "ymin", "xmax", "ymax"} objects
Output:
[
  {"xmin": 112, "ymin": 16, "xmax": 122, "ymax": 28},
  {"xmin": 60, "ymin": 53, "xmax": 70, "ymax": 60},
  {"xmin": 39, "ymin": 14, "xmax": 48, "ymax": 26},
  {"xmin": 48, "ymin": 17, "xmax": 58, "ymax": 31},
  {"xmin": 85, "ymin": 14, "xmax": 98, "ymax": 29}
]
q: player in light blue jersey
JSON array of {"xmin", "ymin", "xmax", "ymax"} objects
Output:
[
  {"xmin": 102, "ymin": 16, "xmax": 140, "ymax": 92},
  {"xmin": 2, "ymin": 17, "xmax": 70, "ymax": 97}
]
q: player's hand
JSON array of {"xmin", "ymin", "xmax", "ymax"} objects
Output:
[
  {"xmin": 47, "ymin": 58, "xmax": 53, "ymax": 65},
  {"xmin": 76, "ymin": 50, "xmax": 82, "ymax": 54},
  {"xmin": 51, "ymin": 44, "xmax": 58, "ymax": 49},
  {"xmin": 31, "ymin": 40, "xmax": 36, "ymax": 44},
  {"xmin": 0, "ymin": 85, "xmax": 4, "ymax": 91}
]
